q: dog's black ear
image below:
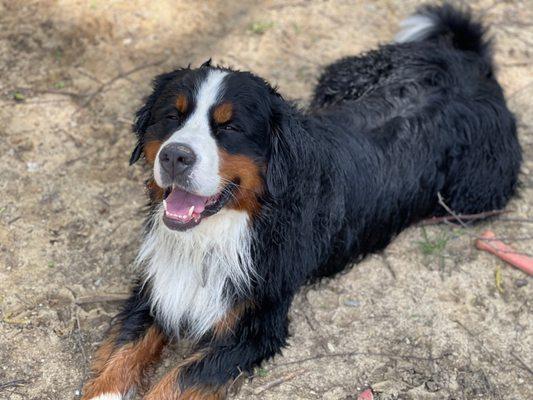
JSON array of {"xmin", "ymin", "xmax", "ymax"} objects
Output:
[
  {"xmin": 266, "ymin": 97, "xmax": 305, "ymax": 198},
  {"xmin": 129, "ymin": 141, "xmax": 143, "ymax": 165},
  {"xmin": 201, "ymin": 58, "xmax": 212, "ymax": 68},
  {"xmin": 130, "ymin": 101, "xmax": 152, "ymax": 164},
  {"xmin": 130, "ymin": 68, "xmax": 188, "ymax": 165}
]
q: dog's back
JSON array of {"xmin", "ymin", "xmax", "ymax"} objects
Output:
[
  {"xmin": 307, "ymin": 4, "xmax": 522, "ymax": 277},
  {"xmin": 312, "ymin": 3, "xmax": 521, "ymax": 217}
]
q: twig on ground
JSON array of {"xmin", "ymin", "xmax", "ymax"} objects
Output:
[
  {"xmin": 510, "ymin": 352, "xmax": 533, "ymax": 376},
  {"xmin": 76, "ymin": 67, "xmax": 104, "ymax": 84},
  {"xmin": 497, "ymin": 217, "xmax": 533, "ymax": 224},
  {"xmin": 227, "ymin": 370, "xmax": 247, "ymax": 396},
  {"xmin": 271, "ymin": 350, "xmax": 449, "ymax": 370},
  {"xmin": 74, "ymin": 310, "xmax": 88, "ymax": 369},
  {"xmin": 75, "ymin": 293, "xmax": 130, "ymax": 305},
  {"xmin": 437, "ymin": 193, "xmax": 470, "ymax": 230},
  {"xmin": 0, "ymin": 379, "xmax": 31, "ymax": 391},
  {"xmin": 7, "ymin": 216, "xmax": 21, "ymax": 225},
  {"xmin": 253, "ymin": 369, "xmax": 306, "ymax": 395},
  {"xmin": 80, "ymin": 59, "xmax": 166, "ymax": 108},
  {"xmin": 14, "ymin": 87, "xmax": 83, "ymax": 99},
  {"xmin": 381, "ymin": 253, "xmax": 397, "ymax": 280},
  {"xmin": 419, "ymin": 209, "xmax": 511, "ymax": 226},
  {"xmin": 435, "ymin": 193, "xmax": 533, "ymax": 257},
  {"xmin": 64, "ymin": 148, "xmax": 99, "ymax": 166}
]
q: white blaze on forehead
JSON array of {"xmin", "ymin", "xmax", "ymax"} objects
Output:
[{"xmin": 154, "ymin": 69, "xmax": 228, "ymax": 196}]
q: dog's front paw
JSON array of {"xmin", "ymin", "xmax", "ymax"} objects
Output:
[
  {"xmin": 83, "ymin": 393, "xmax": 122, "ymax": 400},
  {"xmin": 178, "ymin": 387, "xmax": 225, "ymax": 400}
]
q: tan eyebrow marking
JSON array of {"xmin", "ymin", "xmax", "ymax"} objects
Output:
[
  {"xmin": 213, "ymin": 102, "xmax": 233, "ymax": 125},
  {"xmin": 176, "ymin": 93, "xmax": 188, "ymax": 113}
]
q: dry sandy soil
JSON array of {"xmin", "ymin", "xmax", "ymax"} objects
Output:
[{"xmin": 0, "ymin": 1, "xmax": 531, "ymax": 399}]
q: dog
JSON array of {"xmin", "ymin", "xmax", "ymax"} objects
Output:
[{"xmin": 81, "ymin": 4, "xmax": 521, "ymax": 399}]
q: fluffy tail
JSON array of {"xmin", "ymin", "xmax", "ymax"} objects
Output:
[{"xmin": 395, "ymin": 3, "xmax": 491, "ymax": 60}]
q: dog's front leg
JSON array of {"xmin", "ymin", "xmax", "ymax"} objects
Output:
[
  {"xmin": 82, "ymin": 286, "xmax": 167, "ymax": 400},
  {"xmin": 143, "ymin": 300, "xmax": 291, "ymax": 400}
]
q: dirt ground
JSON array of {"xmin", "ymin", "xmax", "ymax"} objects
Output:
[{"xmin": 0, "ymin": 0, "xmax": 531, "ymax": 399}]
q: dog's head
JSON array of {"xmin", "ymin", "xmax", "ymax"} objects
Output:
[{"xmin": 131, "ymin": 63, "xmax": 292, "ymax": 231}]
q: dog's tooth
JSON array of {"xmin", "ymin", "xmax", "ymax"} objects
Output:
[{"xmin": 188, "ymin": 206, "xmax": 194, "ymax": 217}]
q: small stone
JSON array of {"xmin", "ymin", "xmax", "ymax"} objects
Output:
[
  {"xmin": 344, "ymin": 299, "xmax": 360, "ymax": 307},
  {"xmin": 515, "ymin": 279, "xmax": 528, "ymax": 288},
  {"xmin": 425, "ymin": 380, "xmax": 440, "ymax": 392},
  {"xmin": 26, "ymin": 162, "xmax": 40, "ymax": 172},
  {"xmin": 101, "ymin": 123, "xmax": 114, "ymax": 135}
]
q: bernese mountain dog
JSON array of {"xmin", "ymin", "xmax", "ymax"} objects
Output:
[{"xmin": 81, "ymin": 4, "xmax": 521, "ymax": 399}]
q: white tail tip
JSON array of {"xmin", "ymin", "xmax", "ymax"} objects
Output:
[{"xmin": 395, "ymin": 14, "xmax": 436, "ymax": 43}]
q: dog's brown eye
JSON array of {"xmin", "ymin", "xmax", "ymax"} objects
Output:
[
  {"xmin": 166, "ymin": 115, "xmax": 179, "ymax": 121},
  {"xmin": 222, "ymin": 124, "xmax": 238, "ymax": 132}
]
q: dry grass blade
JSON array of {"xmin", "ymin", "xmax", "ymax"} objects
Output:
[{"xmin": 253, "ymin": 369, "xmax": 306, "ymax": 395}]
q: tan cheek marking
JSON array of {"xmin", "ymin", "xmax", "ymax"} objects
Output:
[
  {"xmin": 213, "ymin": 102, "xmax": 233, "ymax": 125},
  {"xmin": 144, "ymin": 139, "xmax": 162, "ymax": 165},
  {"xmin": 81, "ymin": 326, "xmax": 167, "ymax": 399},
  {"xmin": 219, "ymin": 150, "xmax": 264, "ymax": 216},
  {"xmin": 176, "ymin": 94, "xmax": 188, "ymax": 113},
  {"xmin": 146, "ymin": 179, "xmax": 164, "ymax": 203}
]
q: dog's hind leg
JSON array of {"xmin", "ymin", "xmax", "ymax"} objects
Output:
[
  {"xmin": 81, "ymin": 285, "xmax": 167, "ymax": 400},
  {"xmin": 436, "ymin": 108, "xmax": 521, "ymax": 217}
]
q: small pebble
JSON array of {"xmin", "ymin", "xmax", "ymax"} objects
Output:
[
  {"xmin": 425, "ymin": 380, "xmax": 440, "ymax": 392},
  {"xmin": 344, "ymin": 299, "xmax": 360, "ymax": 307},
  {"xmin": 26, "ymin": 162, "xmax": 40, "ymax": 172},
  {"xmin": 515, "ymin": 279, "xmax": 528, "ymax": 288}
]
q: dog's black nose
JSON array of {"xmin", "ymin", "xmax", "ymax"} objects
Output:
[{"xmin": 159, "ymin": 143, "xmax": 196, "ymax": 179}]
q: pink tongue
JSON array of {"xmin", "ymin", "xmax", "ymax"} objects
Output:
[{"xmin": 165, "ymin": 188, "xmax": 207, "ymax": 215}]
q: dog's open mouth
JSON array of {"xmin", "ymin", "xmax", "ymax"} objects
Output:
[{"xmin": 162, "ymin": 184, "xmax": 234, "ymax": 231}]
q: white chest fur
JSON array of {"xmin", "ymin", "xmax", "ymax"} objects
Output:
[{"xmin": 136, "ymin": 207, "xmax": 253, "ymax": 339}]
